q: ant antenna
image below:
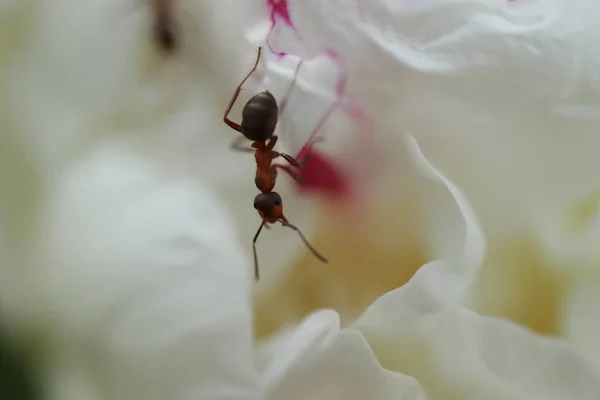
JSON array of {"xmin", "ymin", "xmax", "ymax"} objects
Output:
[
  {"xmin": 252, "ymin": 218, "xmax": 328, "ymax": 281},
  {"xmin": 239, "ymin": 47, "xmax": 262, "ymax": 89},
  {"xmin": 223, "ymin": 47, "xmax": 263, "ymax": 125},
  {"xmin": 281, "ymin": 218, "xmax": 329, "ymax": 264},
  {"xmin": 252, "ymin": 221, "xmax": 266, "ymax": 280},
  {"xmin": 278, "ymin": 59, "xmax": 304, "ymax": 117}
]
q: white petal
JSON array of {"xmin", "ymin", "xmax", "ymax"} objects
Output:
[
  {"xmin": 354, "ymin": 136, "xmax": 600, "ymax": 398},
  {"xmin": 559, "ymin": 274, "xmax": 600, "ymax": 371},
  {"xmin": 354, "ymin": 134, "xmax": 484, "ymax": 317},
  {"xmin": 2, "ymin": 0, "xmax": 147, "ymax": 168},
  {"xmin": 17, "ymin": 143, "xmax": 259, "ymax": 399},
  {"xmin": 362, "ymin": 307, "xmax": 600, "ymax": 400},
  {"xmin": 260, "ymin": 52, "xmax": 343, "ymax": 157},
  {"xmin": 260, "ymin": 0, "xmax": 586, "ymax": 91},
  {"xmin": 256, "ymin": 0, "xmax": 600, "ymax": 103},
  {"xmin": 537, "ymin": 194, "xmax": 600, "ymax": 274},
  {"xmin": 258, "ymin": 310, "xmax": 429, "ymax": 400}
]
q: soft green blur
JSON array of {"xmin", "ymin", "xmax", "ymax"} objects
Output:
[{"xmin": 0, "ymin": 331, "xmax": 37, "ymax": 400}]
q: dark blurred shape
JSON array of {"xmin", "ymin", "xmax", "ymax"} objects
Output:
[
  {"xmin": 153, "ymin": 13, "xmax": 177, "ymax": 53},
  {"xmin": 0, "ymin": 330, "xmax": 38, "ymax": 400},
  {"xmin": 152, "ymin": 0, "xmax": 178, "ymax": 54}
]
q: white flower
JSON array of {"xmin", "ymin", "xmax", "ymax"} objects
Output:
[
  {"xmin": 248, "ymin": 0, "xmax": 600, "ymax": 397},
  {"xmin": 3, "ymin": 0, "xmax": 600, "ymax": 400}
]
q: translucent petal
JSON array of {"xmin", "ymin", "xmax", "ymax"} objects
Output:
[
  {"xmin": 11, "ymin": 144, "xmax": 260, "ymax": 399},
  {"xmin": 257, "ymin": 309, "xmax": 429, "ymax": 400},
  {"xmin": 234, "ymin": 42, "xmax": 358, "ymax": 201}
]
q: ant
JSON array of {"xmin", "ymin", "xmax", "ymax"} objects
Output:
[
  {"xmin": 223, "ymin": 46, "xmax": 328, "ymax": 280},
  {"xmin": 151, "ymin": 0, "xmax": 178, "ymax": 53}
]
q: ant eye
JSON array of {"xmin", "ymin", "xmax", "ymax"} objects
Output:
[{"xmin": 274, "ymin": 199, "xmax": 281, "ymax": 206}]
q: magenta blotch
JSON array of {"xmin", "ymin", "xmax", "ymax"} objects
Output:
[
  {"xmin": 267, "ymin": 0, "xmax": 294, "ymax": 27},
  {"xmin": 296, "ymin": 149, "xmax": 350, "ymax": 199},
  {"xmin": 264, "ymin": 0, "xmax": 373, "ymax": 202}
]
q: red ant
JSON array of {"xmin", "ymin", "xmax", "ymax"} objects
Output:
[
  {"xmin": 223, "ymin": 46, "xmax": 328, "ymax": 280},
  {"xmin": 151, "ymin": 0, "xmax": 177, "ymax": 53}
]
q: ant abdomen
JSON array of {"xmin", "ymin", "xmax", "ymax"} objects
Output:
[{"xmin": 241, "ymin": 91, "xmax": 278, "ymax": 142}]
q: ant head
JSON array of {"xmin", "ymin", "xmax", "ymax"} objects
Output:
[
  {"xmin": 253, "ymin": 192, "xmax": 283, "ymax": 219},
  {"xmin": 254, "ymin": 192, "xmax": 282, "ymax": 210}
]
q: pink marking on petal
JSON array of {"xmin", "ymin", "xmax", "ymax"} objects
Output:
[
  {"xmin": 265, "ymin": 24, "xmax": 288, "ymax": 57},
  {"xmin": 262, "ymin": 0, "xmax": 375, "ymax": 206},
  {"xmin": 267, "ymin": 0, "xmax": 294, "ymax": 28},
  {"xmin": 295, "ymin": 149, "xmax": 352, "ymax": 200},
  {"xmin": 266, "ymin": 0, "xmax": 303, "ymax": 56}
]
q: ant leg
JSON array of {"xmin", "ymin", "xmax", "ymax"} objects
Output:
[
  {"xmin": 229, "ymin": 136, "xmax": 254, "ymax": 153},
  {"xmin": 266, "ymin": 135, "xmax": 279, "ymax": 150},
  {"xmin": 277, "ymin": 137, "xmax": 325, "ymax": 168},
  {"xmin": 274, "ymin": 164, "xmax": 304, "ymax": 184},
  {"xmin": 278, "ymin": 153, "xmax": 303, "ymax": 168},
  {"xmin": 223, "ymin": 47, "xmax": 263, "ymax": 133},
  {"xmin": 280, "ymin": 217, "xmax": 328, "ymax": 263},
  {"xmin": 278, "ymin": 60, "xmax": 303, "ymax": 117},
  {"xmin": 252, "ymin": 220, "xmax": 266, "ymax": 281}
]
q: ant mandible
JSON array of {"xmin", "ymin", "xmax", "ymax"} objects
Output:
[{"xmin": 223, "ymin": 46, "xmax": 328, "ymax": 280}]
